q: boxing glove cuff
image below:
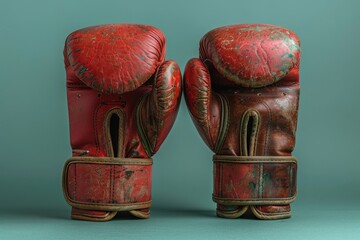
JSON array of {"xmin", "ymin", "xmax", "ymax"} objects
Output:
[
  {"xmin": 63, "ymin": 157, "xmax": 152, "ymax": 212},
  {"xmin": 213, "ymin": 155, "xmax": 297, "ymax": 205}
]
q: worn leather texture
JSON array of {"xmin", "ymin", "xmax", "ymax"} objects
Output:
[
  {"xmin": 184, "ymin": 24, "xmax": 301, "ymax": 220},
  {"xmin": 63, "ymin": 24, "xmax": 182, "ymax": 221}
]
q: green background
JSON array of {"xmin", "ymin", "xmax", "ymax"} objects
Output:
[{"xmin": 1, "ymin": 0, "xmax": 359, "ymax": 239}]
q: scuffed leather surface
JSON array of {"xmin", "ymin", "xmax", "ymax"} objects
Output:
[
  {"xmin": 184, "ymin": 24, "xmax": 300, "ymax": 219},
  {"xmin": 64, "ymin": 158, "xmax": 152, "ymax": 209},
  {"xmin": 184, "ymin": 59, "xmax": 221, "ymax": 151},
  {"xmin": 200, "ymin": 24, "xmax": 300, "ymax": 88},
  {"xmin": 213, "ymin": 157, "xmax": 297, "ymax": 203},
  {"xmin": 65, "ymin": 24, "xmax": 165, "ymax": 94},
  {"xmin": 141, "ymin": 60, "xmax": 182, "ymax": 154},
  {"xmin": 64, "ymin": 24, "xmax": 182, "ymax": 221},
  {"xmin": 213, "ymin": 68, "xmax": 299, "ymax": 157}
]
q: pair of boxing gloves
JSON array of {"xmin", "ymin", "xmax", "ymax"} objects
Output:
[{"xmin": 63, "ymin": 23, "xmax": 301, "ymax": 221}]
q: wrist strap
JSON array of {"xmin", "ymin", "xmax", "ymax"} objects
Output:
[
  {"xmin": 213, "ymin": 155, "xmax": 297, "ymax": 205},
  {"xmin": 63, "ymin": 157, "xmax": 152, "ymax": 211}
]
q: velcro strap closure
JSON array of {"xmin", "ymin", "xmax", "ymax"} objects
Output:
[
  {"xmin": 213, "ymin": 155, "xmax": 297, "ymax": 205},
  {"xmin": 63, "ymin": 157, "xmax": 152, "ymax": 211}
]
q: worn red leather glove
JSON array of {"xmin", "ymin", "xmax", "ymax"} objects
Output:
[
  {"xmin": 63, "ymin": 24, "xmax": 181, "ymax": 221},
  {"xmin": 184, "ymin": 24, "xmax": 301, "ymax": 219}
]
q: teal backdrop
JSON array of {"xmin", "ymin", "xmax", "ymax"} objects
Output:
[{"xmin": 1, "ymin": 0, "xmax": 359, "ymax": 239}]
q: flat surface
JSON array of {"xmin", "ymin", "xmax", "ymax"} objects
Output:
[
  {"xmin": 1, "ymin": 204, "xmax": 359, "ymax": 240},
  {"xmin": 1, "ymin": 0, "xmax": 360, "ymax": 210}
]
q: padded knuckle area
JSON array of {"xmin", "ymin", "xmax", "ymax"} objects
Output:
[
  {"xmin": 65, "ymin": 24, "xmax": 166, "ymax": 94},
  {"xmin": 200, "ymin": 24, "xmax": 300, "ymax": 88}
]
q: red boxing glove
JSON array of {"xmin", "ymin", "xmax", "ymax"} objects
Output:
[
  {"xmin": 63, "ymin": 24, "xmax": 181, "ymax": 221},
  {"xmin": 184, "ymin": 24, "xmax": 301, "ymax": 219}
]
